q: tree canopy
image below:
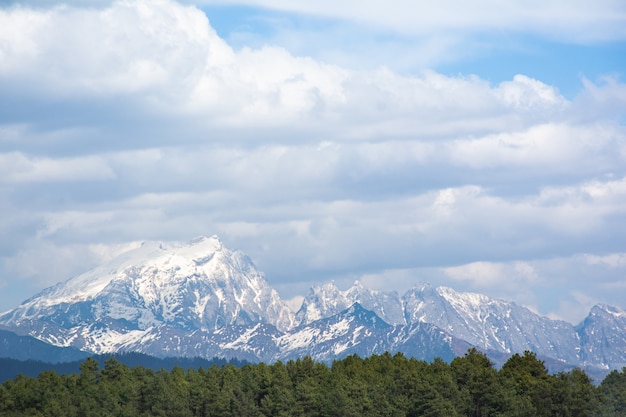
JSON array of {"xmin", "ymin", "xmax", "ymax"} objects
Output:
[{"xmin": 0, "ymin": 349, "xmax": 622, "ymax": 417}]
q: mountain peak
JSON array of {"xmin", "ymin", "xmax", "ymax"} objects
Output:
[
  {"xmin": 346, "ymin": 301, "xmax": 364, "ymax": 314},
  {"xmin": 577, "ymin": 304, "xmax": 626, "ymax": 369},
  {"xmin": 0, "ymin": 236, "xmax": 296, "ymax": 349},
  {"xmin": 12, "ymin": 237, "xmax": 230, "ymax": 310},
  {"xmin": 296, "ymin": 280, "xmax": 405, "ymax": 327},
  {"xmin": 589, "ymin": 304, "xmax": 626, "ymax": 318},
  {"xmin": 350, "ymin": 280, "xmax": 364, "ymax": 289}
]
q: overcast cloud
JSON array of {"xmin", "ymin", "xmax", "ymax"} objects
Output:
[{"xmin": 0, "ymin": 0, "xmax": 625, "ymax": 323}]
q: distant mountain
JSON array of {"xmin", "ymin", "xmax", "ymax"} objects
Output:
[
  {"xmin": 387, "ymin": 321, "xmax": 475, "ymax": 363},
  {"xmin": 401, "ymin": 283, "xmax": 580, "ymax": 364},
  {"xmin": 0, "ymin": 352, "xmax": 248, "ymax": 383},
  {"xmin": 576, "ymin": 304, "xmax": 626, "ymax": 370},
  {"xmin": 0, "ymin": 329, "xmax": 88, "ymax": 363},
  {"xmin": 295, "ymin": 281, "xmax": 405, "ymax": 326},
  {"xmin": 280, "ymin": 302, "xmax": 393, "ymax": 362},
  {"xmin": 0, "ymin": 235, "xmax": 624, "ymax": 377}
]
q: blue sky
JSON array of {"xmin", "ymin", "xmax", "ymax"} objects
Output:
[
  {"xmin": 202, "ymin": 4, "xmax": 626, "ymax": 98},
  {"xmin": 0, "ymin": 0, "xmax": 625, "ymax": 323}
]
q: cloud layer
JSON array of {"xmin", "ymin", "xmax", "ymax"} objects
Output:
[{"xmin": 0, "ymin": 0, "xmax": 625, "ymax": 323}]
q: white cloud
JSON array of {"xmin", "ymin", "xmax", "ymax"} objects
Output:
[
  {"xmin": 285, "ymin": 295, "xmax": 304, "ymax": 312},
  {"xmin": 7, "ymin": 0, "xmax": 625, "ymax": 44},
  {"xmin": 449, "ymin": 122, "xmax": 623, "ymax": 170},
  {"xmin": 444, "ymin": 261, "xmax": 539, "ymax": 287},
  {"xmin": 0, "ymin": 1, "xmax": 598, "ymax": 137},
  {"xmin": 5, "ymin": 0, "xmax": 624, "ymax": 78},
  {"xmin": 0, "ymin": 0, "xmax": 624, "ymax": 324},
  {"xmin": 0, "ymin": 0, "xmax": 233, "ymax": 123},
  {"xmin": 0, "ymin": 240, "xmax": 143, "ymax": 292},
  {"xmin": 0, "ymin": 152, "xmax": 116, "ymax": 183},
  {"xmin": 191, "ymin": 0, "xmax": 626, "ymax": 42},
  {"xmin": 585, "ymin": 253, "xmax": 626, "ymax": 268},
  {"xmin": 496, "ymin": 75, "xmax": 566, "ymax": 109}
]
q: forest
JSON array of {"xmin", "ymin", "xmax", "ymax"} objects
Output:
[{"xmin": 0, "ymin": 348, "xmax": 624, "ymax": 417}]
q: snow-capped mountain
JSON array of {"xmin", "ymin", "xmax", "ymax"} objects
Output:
[
  {"xmin": 280, "ymin": 303, "xmax": 393, "ymax": 362},
  {"xmin": 0, "ymin": 236, "xmax": 625, "ymax": 376},
  {"xmin": 295, "ymin": 281, "xmax": 405, "ymax": 326},
  {"xmin": 0, "ymin": 236, "xmax": 294, "ymax": 353},
  {"xmin": 297, "ymin": 281, "xmax": 582, "ymax": 365},
  {"xmin": 277, "ymin": 302, "xmax": 471, "ymax": 363},
  {"xmin": 401, "ymin": 283, "xmax": 580, "ymax": 364},
  {"xmin": 577, "ymin": 304, "xmax": 626, "ymax": 370},
  {"xmin": 387, "ymin": 321, "xmax": 475, "ymax": 363}
]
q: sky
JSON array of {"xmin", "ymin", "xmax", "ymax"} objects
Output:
[{"xmin": 0, "ymin": 0, "xmax": 625, "ymax": 324}]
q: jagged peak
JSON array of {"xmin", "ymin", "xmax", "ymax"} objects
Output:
[
  {"xmin": 307, "ymin": 281, "xmax": 340, "ymax": 296},
  {"xmin": 322, "ymin": 302, "xmax": 377, "ymax": 322},
  {"xmin": 345, "ymin": 280, "xmax": 375, "ymax": 296},
  {"xmin": 436, "ymin": 286, "xmax": 493, "ymax": 305},
  {"xmin": 347, "ymin": 301, "xmax": 364, "ymax": 312},
  {"xmin": 404, "ymin": 283, "xmax": 500, "ymax": 308},
  {"xmin": 340, "ymin": 302, "xmax": 391, "ymax": 329},
  {"xmin": 319, "ymin": 281, "xmax": 339, "ymax": 290},
  {"xmin": 350, "ymin": 280, "xmax": 364, "ymax": 289},
  {"xmin": 589, "ymin": 304, "xmax": 626, "ymax": 318}
]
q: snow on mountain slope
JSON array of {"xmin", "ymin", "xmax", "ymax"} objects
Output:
[
  {"xmin": 297, "ymin": 281, "xmax": 582, "ymax": 364},
  {"xmin": 0, "ymin": 236, "xmax": 295, "ymax": 352},
  {"xmin": 402, "ymin": 283, "xmax": 580, "ymax": 363},
  {"xmin": 295, "ymin": 281, "xmax": 405, "ymax": 326},
  {"xmin": 577, "ymin": 304, "xmax": 626, "ymax": 370},
  {"xmin": 280, "ymin": 302, "xmax": 477, "ymax": 364},
  {"xmin": 388, "ymin": 321, "xmax": 475, "ymax": 363},
  {"xmin": 2, "ymin": 237, "xmax": 626, "ymax": 375},
  {"xmin": 278, "ymin": 303, "xmax": 393, "ymax": 362}
]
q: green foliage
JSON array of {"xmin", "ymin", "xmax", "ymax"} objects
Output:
[
  {"xmin": 595, "ymin": 367, "xmax": 626, "ymax": 417},
  {"xmin": 0, "ymin": 350, "xmax": 617, "ymax": 417},
  {"xmin": 451, "ymin": 348, "xmax": 499, "ymax": 417}
]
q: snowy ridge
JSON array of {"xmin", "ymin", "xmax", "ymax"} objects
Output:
[
  {"xmin": 401, "ymin": 283, "xmax": 580, "ymax": 363},
  {"xmin": 296, "ymin": 280, "xmax": 405, "ymax": 326},
  {"xmin": 0, "ymin": 236, "xmax": 625, "ymax": 376},
  {"xmin": 277, "ymin": 303, "xmax": 393, "ymax": 362},
  {"xmin": 299, "ymin": 281, "xmax": 602, "ymax": 367}
]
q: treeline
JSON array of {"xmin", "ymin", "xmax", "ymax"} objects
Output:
[
  {"xmin": 0, "ymin": 348, "xmax": 624, "ymax": 417},
  {"xmin": 0, "ymin": 353, "xmax": 248, "ymax": 384}
]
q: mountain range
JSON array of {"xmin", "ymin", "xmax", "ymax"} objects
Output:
[{"xmin": 1, "ymin": 236, "xmax": 624, "ymax": 380}]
